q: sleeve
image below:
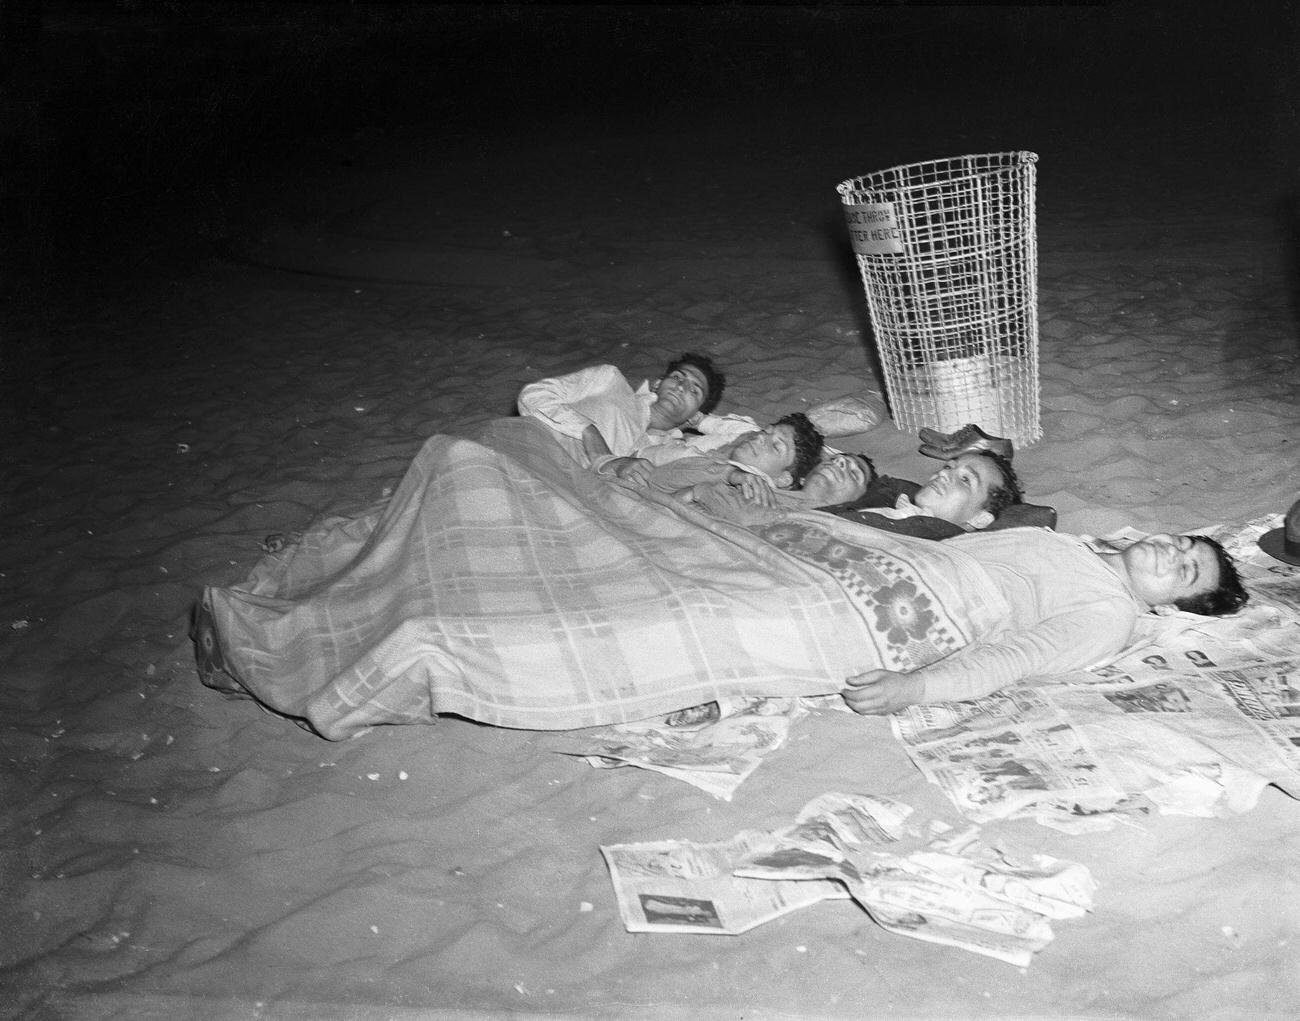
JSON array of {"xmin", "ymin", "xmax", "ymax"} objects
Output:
[
  {"xmin": 641, "ymin": 457, "xmax": 732, "ymax": 494},
  {"xmin": 694, "ymin": 413, "xmax": 760, "ymax": 441},
  {"xmin": 913, "ymin": 599, "xmax": 1137, "ymax": 703},
  {"xmin": 633, "ymin": 413, "xmax": 759, "ymax": 466},
  {"xmin": 589, "ymin": 453, "xmax": 622, "ymax": 477},
  {"xmin": 517, "ymin": 365, "xmax": 619, "ymax": 440},
  {"xmin": 634, "ymin": 435, "xmax": 705, "ymax": 467}
]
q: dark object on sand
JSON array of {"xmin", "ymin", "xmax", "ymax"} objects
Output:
[
  {"xmin": 1258, "ymin": 498, "xmax": 1300, "ymax": 566},
  {"xmin": 918, "ymin": 423, "xmax": 1014, "ymax": 461}
]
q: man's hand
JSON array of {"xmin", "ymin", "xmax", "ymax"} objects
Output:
[
  {"xmin": 842, "ymin": 669, "xmax": 925, "ymax": 715},
  {"xmin": 692, "ymin": 483, "xmax": 781, "ymax": 526},
  {"xmin": 733, "ymin": 472, "xmax": 778, "ymax": 506},
  {"xmin": 609, "ymin": 456, "xmax": 653, "ymax": 487}
]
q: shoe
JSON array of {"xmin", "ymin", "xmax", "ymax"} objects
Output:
[
  {"xmin": 191, "ymin": 593, "xmax": 243, "ymax": 694},
  {"xmin": 917, "ymin": 424, "xmax": 1014, "ymax": 461},
  {"xmin": 664, "ymin": 701, "xmax": 721, "ymax": 728}
]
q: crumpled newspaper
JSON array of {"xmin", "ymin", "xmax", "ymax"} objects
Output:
[{"xmin": 563, "ymin": 697, "xmax": 807, "ymax": 800}]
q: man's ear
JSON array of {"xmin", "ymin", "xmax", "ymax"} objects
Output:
[
  {"xmin": 968, "ymin": 509, "xmax": 995, "ymax": 530},
  {"xmin": 774, "ymin": 471, "xmax": 793, "ymax": 490},
  {"xmin": 1151, "ymin": 603, "xmax": 1179, "ymax": 617},
  {"xmin": 649, "ymin": 378, "xmax": 660, "ymax": 393}
]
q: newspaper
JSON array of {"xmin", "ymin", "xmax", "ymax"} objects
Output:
[
  {"xmin": 893, "ymin": 655, "xmax": 1300, "ymax": 830},
  {"xmin": 889, "ymin": 689, "xmax": 1134, "ymax": 830},
  {"xmin": 599, "ymin": 832, "xmax": 849, "ymax": 936},
  {"xmin": 601, "ymin": 793, "xmax": 1094, "ymax": 967},
  {"xmin": 565, "ymin": 697, "xmax": 806, "ymax": 800}
]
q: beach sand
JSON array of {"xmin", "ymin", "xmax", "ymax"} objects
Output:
[{"xmin": 3, "ymin": 4, "xmax": 1299, "ymax": 1019}]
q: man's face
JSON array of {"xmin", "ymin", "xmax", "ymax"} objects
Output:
[
  {"xmin": 731, "ymin": 423, "xmax": 797, "ymax": 479},
  {"xmin": 913, "ymin": 453, "xmax": 1002, "ymax": 525},
  {"xmin": 1120, "ymin": 534, "xmax": 1221, "ymax": 608},
  {"xmin": 801, "ymin": 454, "xmax": 870, "ymax": 506},
  {"xmin": 649, "ymin": 365, "xmax": 709, "ymax": 429}
]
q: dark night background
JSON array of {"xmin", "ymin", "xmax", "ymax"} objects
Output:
[
  {"xmin": 0, "ymin": 1, "xmax": 1297, "ymax": 415},
  {"xmin": 2, "ymin": 1, "xmax": 1296, "ymax": 285}
]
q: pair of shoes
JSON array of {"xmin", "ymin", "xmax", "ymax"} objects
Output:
[{"xmin": 918, "ymin": 423, "xmax": 1014, "ymax": 461}]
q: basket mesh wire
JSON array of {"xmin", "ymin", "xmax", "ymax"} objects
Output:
[{"xmin": 837, "ymin": 151, "xmax": 1041, "ymax": 446}]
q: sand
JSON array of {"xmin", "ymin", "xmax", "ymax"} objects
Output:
[{"xmin": 3, "ymin": 4, "xmax": 1299, "ymax": 1019}]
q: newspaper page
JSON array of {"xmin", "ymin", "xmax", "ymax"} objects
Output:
[
  {"xmin": 1239, "ymin": 570, "xmax": 1300, "ymax": 617},
  {"xmin": 890, "ymin": 689, "xmax": 1134, "ymax": 829},
  {"xmin": 1085, "ymin": 608, "xmax": 1300, "ymax": 687},
  {"xmin": 852, "ymin": 825, "xmax": 1095, "ymax": 969},
  {"xmin": 727, "ymin": 794, "xmax": 1095, "ymax": 968},
  {"xmin": 893, "ymin": 660, "xmax": 1300, "ymax": 829},
  {"xmin": 602, "ymin": 793, "xmax": 1094, "ymax": 967},
  {"xmin": 1050, "ymin": 661, "xmax": 1300, "ymax": 813},
  {"xmin": 565, "ymin": 697, "xmax": 805, "ymax": 800},
  {"xmin": 600, "ymin": 829, "xmax": 849, "ymax": 935}
]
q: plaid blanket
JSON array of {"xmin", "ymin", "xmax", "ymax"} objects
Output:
[{"xmin": 205, "ymin": 418, "xmax": 997, "ymax": 739}]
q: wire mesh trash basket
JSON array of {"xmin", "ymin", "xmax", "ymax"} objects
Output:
[{"xmin": 837, "ymin": 151, "xmax": 1041, "ymax": 446}]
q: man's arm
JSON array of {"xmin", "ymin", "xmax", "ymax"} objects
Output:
[
  {"xmin": 694, "ymin": 413, "xmax": 762, "ymax": 441},
  {"xmin": 637, "ymin": 456, "xmax": 733, "ymax": 495},
  {"xmin": 517, "ymin": 364, "xmax": 621, "ymax": 441},
  {"xmin": 686, "ymin": 482, "xmax": 784, "ymax": 525},
  {"xmin": 594, "ymin": 454, "xmax": 655, "ymax": 487},
  {"xmin": 581, "ymin": 424, "xmax": 613, "ymax": 460},
  {"xmin": 634, "ymin": 413, "xmax": 760, "ymax": 466},
  {"xmin": 843, "ymin": 598, "xmax": 1136, "ymax": 712}
]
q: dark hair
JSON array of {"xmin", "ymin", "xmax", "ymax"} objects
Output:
[
  {"xmin": 973, "ymin": 451, "xmax": 1023, "ymax": 517},
  {"xmin": 850, "ymin": 452, "xmax": 878, "ymax": 486},
  {"xmin": 807, "ymin": 456, "xmax": 879, "ymax": 514},
  {"xmin": 775, "ymin": 412, "xmax": 824, "ymax": 487},
  {"xmin": 1174, "ymin": 536, "xmax": 1249, "ymax": 616},
  {"xmin": 804, "ymin": 454, "xmax": 877, "ymax": 510},
  {"xmin": 666, "ymin": 353, "xmax": 726, "ymax": 415}
]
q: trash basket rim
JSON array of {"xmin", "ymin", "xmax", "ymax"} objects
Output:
[{"xmin": 836, "ymin": 150, "xmax": 1038, "ymax": 200}]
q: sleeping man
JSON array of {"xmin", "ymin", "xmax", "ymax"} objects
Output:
[
  {"xmin": 840, "ymin": 530, "xmax": 1245, "ymax": 714},
  {"xmin": 601, "ymin": 412, "xmax": 825, "ymax": 497},
  {"xmin": 517, "ymin": 352, "xmax": 759, "ymax": 468},
  {"xmin": 821, "ymin": 451, "xmax": 1026, "ymax": 537},
  {"xmin": 690, "ymin": 449, "xmax": 1027, "ymax": 538}
]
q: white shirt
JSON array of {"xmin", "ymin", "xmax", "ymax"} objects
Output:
[
  {"xmin": 517, "ymin": 364, "xmax": 654, "ymax": 462},
  {"xmin": 518, "ymin": 363, "xmax": 758, "ymax": 467}
]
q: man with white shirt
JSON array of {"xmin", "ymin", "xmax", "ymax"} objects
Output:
[{"xmin": 518, "ymin": 353, "xmax": 755, "ymax": 467}]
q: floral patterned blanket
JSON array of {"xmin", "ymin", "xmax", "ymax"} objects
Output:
[{"xmin": 204, "ymin": 417, "xmax": 998, "ymax": 739}]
